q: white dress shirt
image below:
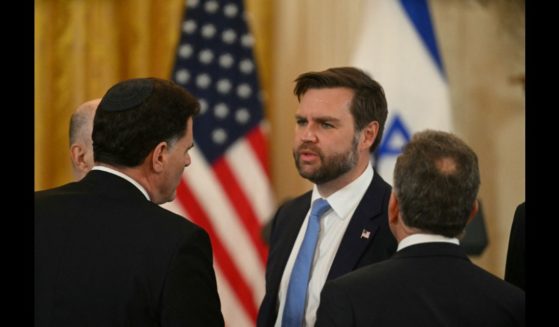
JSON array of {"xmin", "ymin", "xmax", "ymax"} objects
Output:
[
  {"xmin": 91, "ymin": 166, "xmax": 151, "ymax": 201},
  {"xmin": 275, "ymin": 162, "xmax": 374, "ymax": 327},
  {"xmin": 397, "ymin": 233, "xmax": 460, "ymax": 252}
]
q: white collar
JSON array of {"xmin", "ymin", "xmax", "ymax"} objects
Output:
[
  {"xmin": 397, "ymin": 233, "xmax": 459, "ymax": 252},
  {"xmin": 311, "ymin": 161, "xmax": 374, "ymax": 220}
]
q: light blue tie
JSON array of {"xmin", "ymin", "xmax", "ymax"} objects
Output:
[{"xmin": 282, "ymin": 198, "xmax": 331, "ymax": 327}]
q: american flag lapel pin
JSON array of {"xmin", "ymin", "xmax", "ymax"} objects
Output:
[{"xmin": 360, "ymin": 229, "xmax": 371, "ymax": 239}]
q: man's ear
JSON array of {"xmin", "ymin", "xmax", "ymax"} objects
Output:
[
  {"xmin": 151, "ymin": 141, "xmax": 168, "ymax": 173},
  {"xmin": 360, "ymin": 121, "xmax": 379, "ymax": 151},
  {"xmin": 388, "ymin": 191, "xmax": 400, "ymax": 225},
  {"xmin": 70, "ymin": 144, "xmax": 89, "ymax": 172},
  {"xmin": 466, "ymin": 199, "xmax": 480, "ymax": 224}
]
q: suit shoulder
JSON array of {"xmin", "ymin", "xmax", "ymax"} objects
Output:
[
  {"xmin": 148, "ymin": 203, "xmax": 205, "ymax": 233},
  {"xmin": 331, "ymin": 259, "xmax": 394, "ymax": 286},
  {"xmin": 273, "ymin": 191, "xmax": 312, "ymax": 216},
  {"xmin": 35, "ymin": 182, "xmax": 79, "ymax": 199},
  {"xmin": 471, "ymin": 263, "xmax": 525, "ymax": 295},
  {"xmin": 371, "ymin": 171, "xmax": 392, "ymax": 195},
  {"xmin": 281, "ymin": 191, "xmax": 312, "ymax": 209}
]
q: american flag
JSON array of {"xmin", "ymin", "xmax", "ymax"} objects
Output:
[{"xmin": 162, "ymin": 0, "xmax": 275, "ymax": 325}]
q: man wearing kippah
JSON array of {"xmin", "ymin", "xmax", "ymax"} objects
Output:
[{"xmin": 35, "ymin": 78, "xmax": 224, "ymax": 326}]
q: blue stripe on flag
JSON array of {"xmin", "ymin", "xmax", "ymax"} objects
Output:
[{"xmin": 399, "ymin": 0, "xmax": 446, "ymax": 79}]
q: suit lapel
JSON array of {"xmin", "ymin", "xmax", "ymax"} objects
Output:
[
  {"xmin": 327, "ymin": 173, "xmax": 390, "ymax": 280},
  {"xmin": 267, "ymin": 192, "xmax": 311, "ymax": 294}
]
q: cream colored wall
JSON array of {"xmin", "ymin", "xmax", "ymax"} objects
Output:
[
  {"xmin": 268, "ymin": 0, "xmax": 524, "ymax": 277},
  {"xmin": 431, "ymin": 0, "xmax": 525, "ymax": 277}
]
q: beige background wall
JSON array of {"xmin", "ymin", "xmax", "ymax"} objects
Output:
[
  {"xmin": 35, "ymin": 0, "xmax": 524, "ymax": 278},
  {"xmin": 432, "ymin": 0, "xmax": 525, "ymax": 275}
]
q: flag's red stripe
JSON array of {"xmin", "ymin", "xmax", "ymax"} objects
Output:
[
  {"xmin": 212, "ymin": 158, "xmax": 269, "ymax": 265},
  {"xmin": 175, "ymin": 179, "xmax": 258, "ymax": 323},
  {"xmin": 246, "ymin": 126, "xmax": 270, "ymax": 179}
]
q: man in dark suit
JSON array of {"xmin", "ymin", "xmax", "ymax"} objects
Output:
[
  {"xmin": 316, "ymin": 130, "xmax": 525, "ymax": 327},
  {"xmin": 35, "ymin": 78, "xmax": 224, "ymax": 326},
  {"xmin": 505, "ymin": 202, "xmax": 525, "ymax": 291},
  {"xmin": 258, "ymin": 67, "xmax": 397, "ymax": 327}
]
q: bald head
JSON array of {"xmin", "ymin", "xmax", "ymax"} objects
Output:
[{"xmin": 69, "ymin": 99, "xmax": 101, "ymax": 180}]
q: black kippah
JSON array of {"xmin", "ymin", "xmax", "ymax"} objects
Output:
[{"xmin": 99, "ymin": 78, "xmax": 155, "ymax": 112}]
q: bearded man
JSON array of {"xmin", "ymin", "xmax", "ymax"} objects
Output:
[{"xmin": 258, "ymin": 67, "xmax": 397, "ymax": 327}]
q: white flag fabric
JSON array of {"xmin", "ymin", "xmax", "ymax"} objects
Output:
[{"xmin": 352, "ymin": 0, "xmax": 452, "ymax": 185}]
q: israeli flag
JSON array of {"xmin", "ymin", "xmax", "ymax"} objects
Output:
[{"xmin": 352, "ymin": 0, "xmax": 452, "ymax": 185}]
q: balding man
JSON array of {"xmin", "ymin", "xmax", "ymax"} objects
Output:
[
  {"xmin": 69, "ymin": 99, "xmax": 101, "ymax": 180},
  {"xmin": 316, "ymin": 130, "xmax": 525, "ymax": 327}
]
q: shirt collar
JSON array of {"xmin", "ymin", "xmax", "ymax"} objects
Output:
[
  {"xmin": 91, "ymin": 166, "xmax": 151, "ymax": 201},
  {"xmin": 397, "ymin": 233, "xmax": 460, "ymax": 252},
  {"xmin": 311, "ymin": 161, "xmax": 374, "ymax": 219}
]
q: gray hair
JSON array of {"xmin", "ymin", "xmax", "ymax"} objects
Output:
[{"xmin": 393, "ymin": 130, "xmax": 480, "ymax": 237}]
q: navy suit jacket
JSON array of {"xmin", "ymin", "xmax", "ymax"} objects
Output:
[
  {"xmin": 35, "ymin": 170, "xmax": 224, "ymax": 327},
  {"xmin": 257, "ymin": 172, "xmax": 397, "ymax": 327},
  {"xmin": 316, "ymin": 243, "xmax": 525, "ymax": 327},
  {"xmin": 505, "ymin": 202, "xmax": 525, "ymax": 291}
]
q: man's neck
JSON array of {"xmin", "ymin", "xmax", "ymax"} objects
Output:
[{"xmin": 316, "ymin": 159, "xmax": 369, "ymax": 197}]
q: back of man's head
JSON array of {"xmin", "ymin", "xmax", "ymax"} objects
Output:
[
  {"xmin": 93, "ymin": 77, "xmax": 200, "ymax": 167},
  {"xmin": 69, "ymin": 99, "xmax": 101, "ymax": 180},
  {"xmin": 393, "ymin": 130, "xmax": 480, "ymax": 237}
]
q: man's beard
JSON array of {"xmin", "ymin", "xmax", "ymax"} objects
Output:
[{"xmin": 293, "ymin": 133, "xmax": 360, "ymax": 185}]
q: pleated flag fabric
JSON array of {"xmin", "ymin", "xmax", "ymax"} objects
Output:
[{"xmin": 352, "ymin": 0, "xmax": 452, "ymax": 184}]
